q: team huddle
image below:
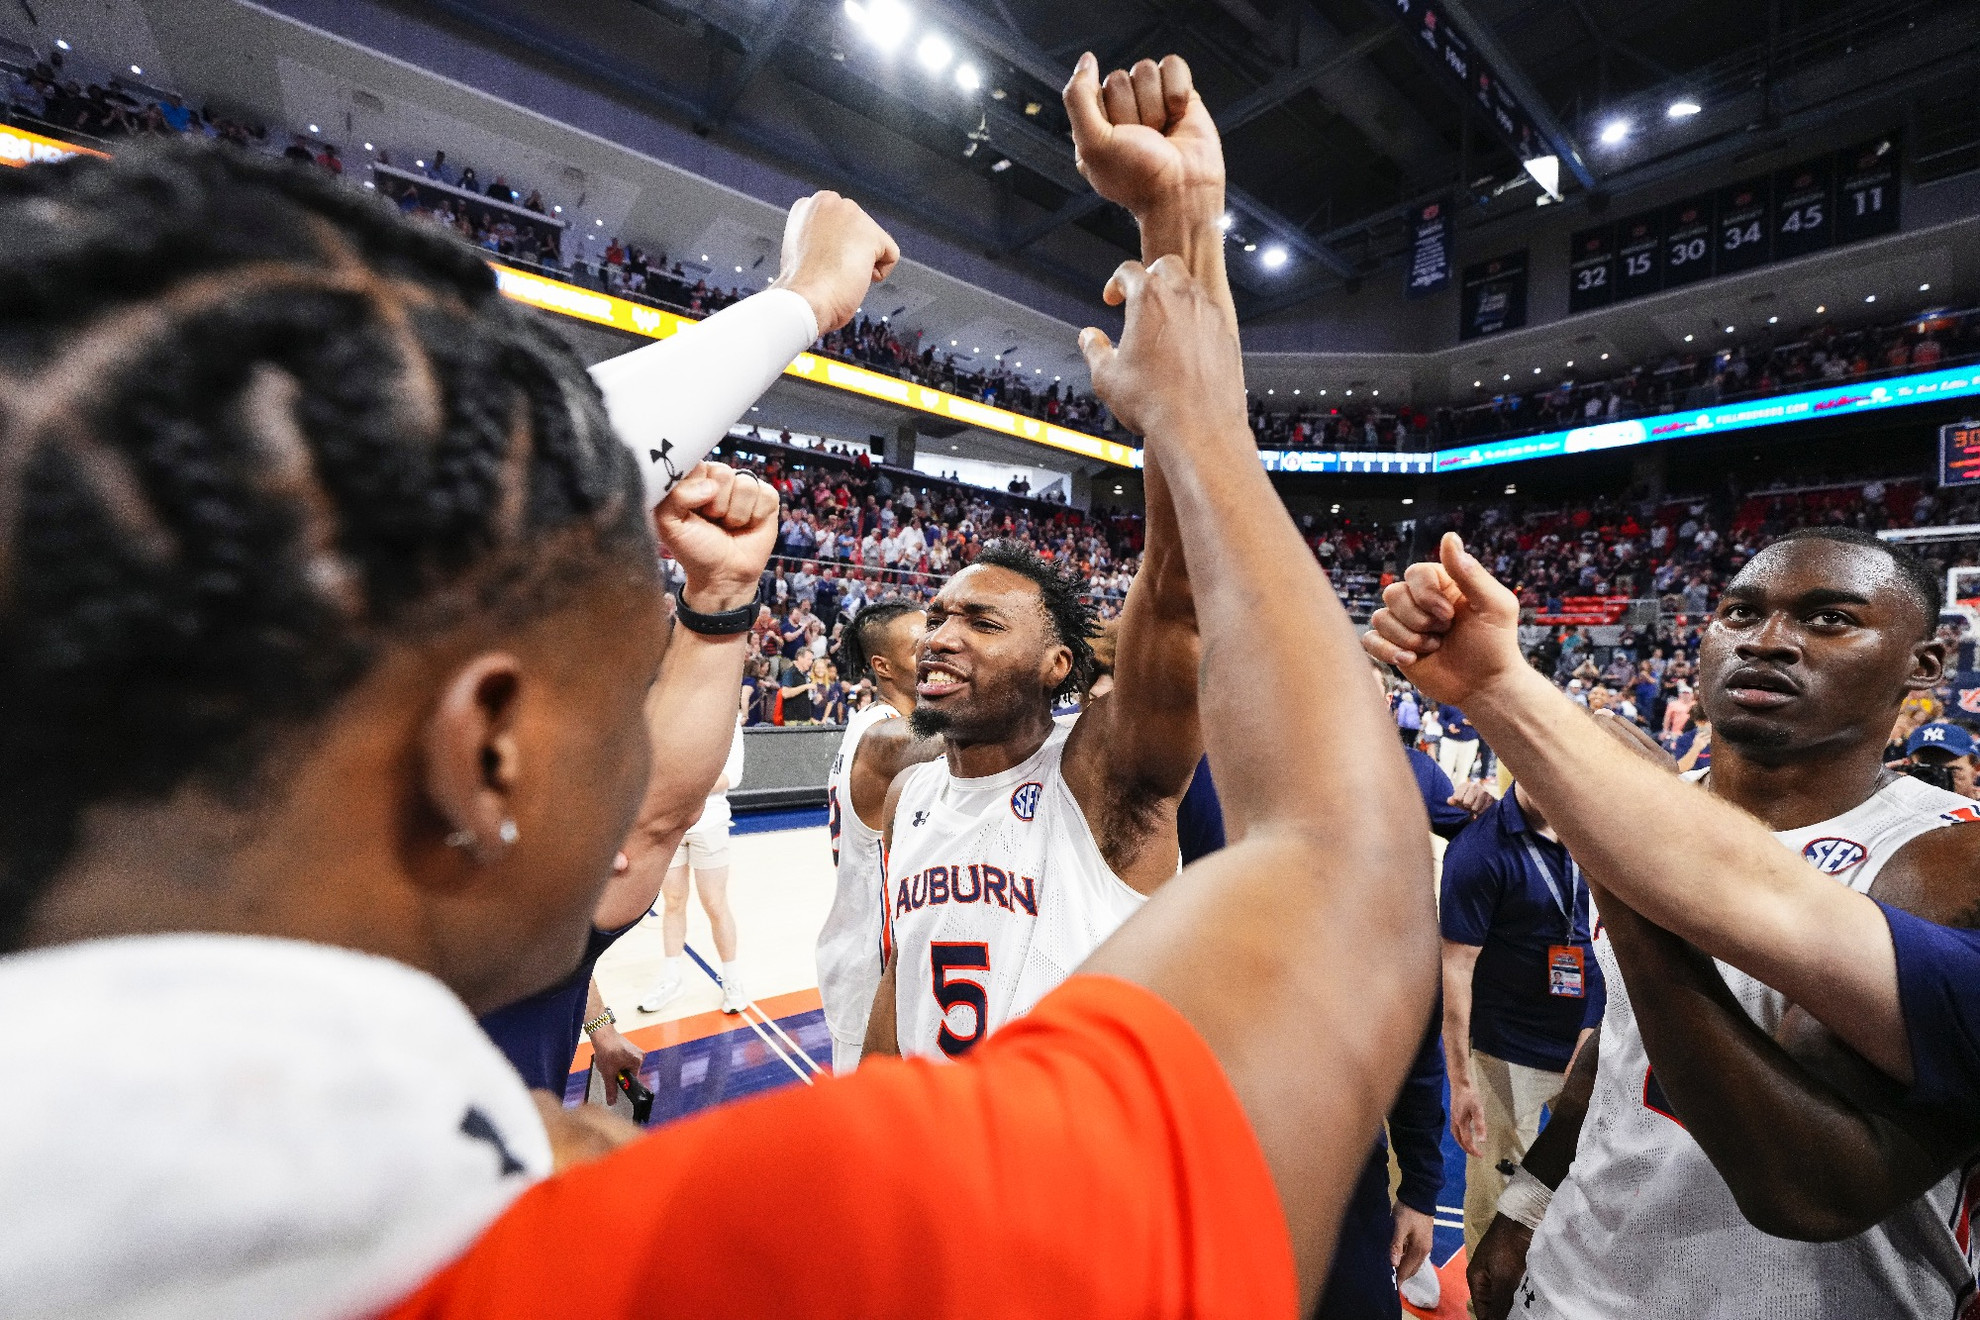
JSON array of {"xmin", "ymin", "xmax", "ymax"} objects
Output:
[{"xmin": 6, "ymin": 31, "xmax": 1980, "ymax": 1320}]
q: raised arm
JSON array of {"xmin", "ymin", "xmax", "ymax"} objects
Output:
[
  {"xmin": 1362, "ymin": 534, "xmax": 1924, "ymax": 1080},
  {"xmin": 590, "ymin": 192, "xmax": 898, "ymax": 508},
  {"xmin": 601, "ymin": 464, "xmax": 778, "ymax": 928},
  {"xmin": 1057, "ymin": 53, "xmax": 1232, "ymax": 889},
  {"xmin": 1078, "ymin": 258, "xmax": 1437, "ymax": 1305}
]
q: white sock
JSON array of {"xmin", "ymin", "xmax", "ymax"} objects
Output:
[
  {"xmin": 721, "ymin": 960, "xmax": 744, "ymax": 989},
  {"xmin": 665, "ymin": 953, "xmax": 685, "ymax": 980}
]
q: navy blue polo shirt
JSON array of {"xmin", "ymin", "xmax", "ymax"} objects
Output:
[
  {"xmin": 1881, "ymin": 901, "xmax": 1980, "ymax": 1116},
  {"xmin": 478, "ymin": 917, "xmax": 642, "ymax": 1092},
  {"xmin": 1178, "ymin": 748, "xmax": 1472, "ymax": 852},
  {"xmin": 1440, "ymin": 789, "xmax": 1604, "ymax": 1072},
  {"xmin": 1439, "ymin": 703, "xmax": 1479, "ymax": 742}
]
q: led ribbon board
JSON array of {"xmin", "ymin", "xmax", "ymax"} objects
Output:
[
  {"xmin": 492, "ymin": 265, "xmax": 1141, "ymax": 469},
  {"xmin": 1432, "ymin": 364, "xmax": 1980, "ymax": 474},
  {"xmin": 0, "ymin": 123, "xmax": 108, "ymax": 168}
]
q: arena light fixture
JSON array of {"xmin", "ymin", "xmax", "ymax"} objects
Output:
[
  {"xmin": 1767, "ymin": 315, "xmax": 1777, "ymax": 323},
  {"xmin": 1921, "ymin": 282, "xmax": 1932, "ymax": 291},
  {"xmin": 308, "ymin": 123, "xmax": 320, "ymax": 133},
  {"xmin": 55, "ymin": 39, "xmax": 70, "ymax": 50},
  {"xmin": 1502, "ymin": 373, "xmax": 1511, "ymax": 380},
  {"xmin": 130, "ymin": 64, "xmax": 143, "ymax": 75},
  {"xmin": 915, "ymin": 33, "xmax": 953, "ymax": 72},
  {"xmin": 1866, "ymin": 294, "xmax": 1877, "ymax": 302},
  {"xmin": 1331, "ymin": 503, "xmax": 1341, "ymax": 513},
  {"xmin": 1566, "ymin": 360, "xmax": 1574, "ymax": 367},
  {"xmin": 415, "ymin": 159, "xmax": 425, "ymax": 168},
  {"xmin": 1597, "ymin": 119, "xmax": 1630, "ymax": 146},
  {"xmin": 1243, "ymin": 242, "xmax": 1258, "ymax": 253},
  {"xmin": 1667, "ymin": 100, "xmax": 1702, "ymax": 119},
  {"xmin": 1293, "ymin": 388, "xmax": 1301, "ymax": 395},
  {"xmin": 1218, "ymin": 212, "xmax": 1235, "ymax": 232},
  {"xmin": 1533, "ymin": 367, "xmax": 1542, "ymax": 374},
  {"xmin": 1474, "ymin": 380, "xmax": 1482, "ymax": 387},
  {"xmin": 990, "ymin": 158, "xmax": 1011, "ymax": 172},
  {"xmin": 1684, "ymin": 333, "xmax": 1694, "ymax": 341},
  {"xmin": 1725, "ymin": 325, "xmax": 1735, "ymax": 333},
  {"xmin": 1505, "ymin": 483, "xmax": 1517, "ymax": 494},
  {"xmin": 1345, "ymin": 389, "xmax": 1353, "ymax": 396},
  {"xmin": 1600, "ymin": 352, "xmax": 1610, "ymax": 359},
  {"xmin": 845, "ymin": 0, "xmax": 912, "ymax": 51},
  {"xmin": 1402, "ymin": 498, "xmax": 1414, "ymax": 505},
  {"xmin": 1816, "ymin": 304, "xmax": 1826, "ymax": 313},
  {"xmin": 1372, "ymin": 389, "xmax": 1380, "ymax": 397},
  {"xmin": 1260, "ymin": 245, "xmax": 1289, "ymax": 270},
  {"xmin": 954, "ymin": 62, "xmax": 982, "ymax": 91},
  {"xmin": 363, "ymin": 141, "xmax": 373, "ymax": 151}
]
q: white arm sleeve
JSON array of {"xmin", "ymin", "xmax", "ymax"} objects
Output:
[{"xmin": 587, "ymin": 287, "xmax": 819, "ymax": 510}]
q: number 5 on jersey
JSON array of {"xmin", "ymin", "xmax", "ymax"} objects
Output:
[{"xmin": 931, "ymin": 941, "xmax": 990, "ymax": 1058}]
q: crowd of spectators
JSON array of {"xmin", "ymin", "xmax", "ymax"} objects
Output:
[{"xmin": 679, "ymin": 436, "xmax": 1142, "ymax": 726}]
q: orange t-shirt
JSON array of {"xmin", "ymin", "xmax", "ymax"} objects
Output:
[{"xmin": 383, "ymin": 975, "xmax": 1295, "ymax": 1319}]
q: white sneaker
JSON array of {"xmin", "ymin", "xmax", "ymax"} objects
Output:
[
  {"xmin": 637, "ymin": 971, "xmax": 684, "ymax": 1014},
  {"xmin": 719, "ymin": 978, "xmax": 747, "ymax": 1015},
  {"xmin": 1400, "ymin": 1256, "xmax": 1440, "ymax": 1310}
]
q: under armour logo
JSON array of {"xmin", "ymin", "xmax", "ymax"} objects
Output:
[
  {"xmin": 648, "ymin": 437, "xmax": 683, "ymax": 486},
  {"xmin": 459, "ymin": 1105, "xmax": 526, "ymax": 1176},
  {"xmin": 911, "ymin": 811, "xmax": 930, "ymax": 828}
]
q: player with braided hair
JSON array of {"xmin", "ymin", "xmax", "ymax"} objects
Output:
[{"xmin": 0, "ymin": 140, "xmax": 891, "ymax": 1314}]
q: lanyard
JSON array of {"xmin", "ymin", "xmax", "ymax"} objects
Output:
[{"xmin": 1518, "ymin": 833, "xmax": 1582, "ymax": 942}]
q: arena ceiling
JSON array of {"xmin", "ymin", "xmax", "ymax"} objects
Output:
[{"xmin": 383, "ymin": 0, "xmax": 1980, "ymax": 319}]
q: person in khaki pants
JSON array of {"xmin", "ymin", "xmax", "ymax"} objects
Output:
[{"xmin": 1439, "ymin": 780, "xmax": 1604, "ymax": 1271}]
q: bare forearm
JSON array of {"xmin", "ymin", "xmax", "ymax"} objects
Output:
[
  {"xmin": 1463, "ymin": 667, "xmax": 1896, "ymax": 1049},
  {"xmin": 1441, "ymin": 962, "xmax": 1476, "ymax": 1085},
  {"xmin": 1601, "ymin": 903, "xmax": 1929, "ymax": 1238},
  {"xmin": 1520, "ymin": 1031, "xmax": 1596, "ymax": 1187}
]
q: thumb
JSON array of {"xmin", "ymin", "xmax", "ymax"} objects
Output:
[
  {"xmin": 1063, "ymin": 52, "xmax": 1110, "ymax": 149},
  {"xmin": 1440, "ymin": 532, "xmax": 1516, "ymax": 619},
  {"xmin": 1078, "ymin": 326, "xmax": 1115, "ymax": 379}
]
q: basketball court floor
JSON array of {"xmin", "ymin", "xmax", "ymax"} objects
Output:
[{"xmin": 572, "ymin": 808, "xmax": 1474, "ymax": 1317}]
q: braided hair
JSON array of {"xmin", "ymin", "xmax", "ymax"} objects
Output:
[{"xmin": 0, "ymin": 142, "xmax": 650, "ymax": 947}]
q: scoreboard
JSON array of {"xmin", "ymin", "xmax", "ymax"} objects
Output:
[
  {"xmin": 1943, "ymin": 421, "xmax": 1980, "ymax": 488},
  {"xmin": 1568, "ymin": 133, "xmax": 1900, "ymax": 314}
]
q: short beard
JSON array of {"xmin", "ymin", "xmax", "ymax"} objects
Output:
[{"xmin": 909, "ymin": 705, "xmax": 952, "ymax": 739}]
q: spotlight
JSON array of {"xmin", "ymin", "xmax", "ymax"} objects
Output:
[
  {"xmin": 1533, "ymin": 367, "xmax": 1542, "ymax": 374},
  {"xmin": 308, "ymin": 123, "xmax": 319, "ymax": 134},
  {"xmin": 1319, "ymin": 389, "xmax": 1328, "ymax": 396},
  {"xmin": 1023, "ymin": 102, "xmax": 1042, "ymax": 116},
  {"xmin": 1725, "ymin": 325, "xmax": 1735, "ymax": 333},
  {"xmin": 735, "ymin": 265, "xmax": 743, "ymax": 272},
  {"xmin": 1243, "ymin": 243, "xmax": 1257, "ymax": 252},
  {"xmin": 1597, "ymin": 119, "xmax": 1630, "ymax": 146},
  {"xmin": 1684, "ymin": 333, "xmax": 1694, "ymax": 341},
  {"xmin": 1260, "ymin": 245, "xmax": 1289, "ymax": 270},
  {"xmin": 1600, "ymin": 352, "xmax": 1610, "ymax": 359},
  {"xmin": 415, "ymin": 160, "xmax": 425, "ymax": 168},
  {"xmin": 130, "ymin": 64, "xmax": 143, "ymax": 75},
  {"xmin": 1293, "ymin": 389, "xmax": 1301, "ymax": 395},
  {"xmin": 55, "ymin": 39, "xmax": 70, "ymax": 50},
  {"xmin": 845, "ymin": 0, "xmax": 912, "ymax": 50},
  {"xmin": 1474, "ymin": 380, "xmax": 1482, "ymax": 387},
  {"xmin": 1218, "ymin": 212, "xmax": 1234, "ymax": 232},
  {"xmin": 1402, "ymin": 498, "xmax": 1414, "ymax": 505},
  {"xmin": 1667, "ymin": 100, "xmax": 1702, "ymax": 119},
  {"xmin": 990, "ymin": 158, "xmax": 1011, "ymax": 172},
  {"xmin": 1503, "ymin": 373, "xmax": 1511, "ymax": 380},
  {"xmin": 1505, "ymin": 484, "xmax": 1517, "ymax": 494},
  {"xmin": 915, "ymin": 33, "xmax": 953, "ymax": 72},
  {"xmin": 1921, "ymin": 282, "xmax": 1933, "ymax": 292},
  {"xmin": 1865, "ymin": 294, "xmax": 1877, "ymax": 303},
  {"xmin": 596, "ymin": 219, "xmax": 604, "ymax": 226},
  {"xmin": 1372, "ymin": 389, "xmax": 1380, "ymax": 397},
  {"xmin": 364, "ymin": 142, "xmax": 373, "ymax": 151},
  {"xmin": 1566, "ymin": 360, "xmax": 1574, "ymax": 367},
  {"xmin": 1816, "ymin": 305, "xmax": 1826, "ymax": 313},
  {"xmin": 1767, "ymin": 315, "xmax": 1776, "ymax": 323},
  {"xmin": 554, "ymin": 205, "xmax": 563, "ymax": 213},
  {"xmin": 950, "ymin": 339, "xmax": 957, "ymax": 345},
  {"xmin": 954, "ymin": 62, "xmax": 982, "ymax": 91}
]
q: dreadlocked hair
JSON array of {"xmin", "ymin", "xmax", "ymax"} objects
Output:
[
  {"xmin": 0, "ymin": 141, "xmax": 650, "ymax": 948},
  {"xmin": 839, "ymin": 597, "xmax": 922, "ymax": 681},
  {"xmin": 973, "ymin": 539, "xmax": 1098, "ymax": 699}
]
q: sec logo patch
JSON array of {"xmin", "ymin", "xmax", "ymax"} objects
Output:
[
  {"xmin": 1802, "ymin": 837, "xmax": 1867, "ymax": 874},
  {"xmin": 1011, "ymin": 781, "xmax": 1043, "ymax": 821}
]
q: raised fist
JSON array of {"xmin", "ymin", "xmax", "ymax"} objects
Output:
[
  {"xmin": 1063, "ymin": 52, "xmax": 1224, "ymax": 221},
  {"xmin": 1361, "ymin": 534, "xmax": 1526, "ymax": 707},
  {"xmin": 769, "ymin": 191, "xmax": 900, "ymax": 336},
  {"xmin": 654, "ymin": 462, "xmax": 780, "ymax": 613}
]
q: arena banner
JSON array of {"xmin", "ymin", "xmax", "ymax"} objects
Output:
[
  {"xmin": 0, "ymin": 122, "xmax": 109, "ymax": 168},
  {"xmin": 1405, "ymin": 197, "xmax": 1454, "ymax": 299},
  {"xmin": 492, "ymin": 265, "xmax": 1141, "ymax": 468},
  {"xmin": 1459, "ymin": 249, "xmax": 1529, "ymax": 341},
  {"xmin": 1432, "ymin": 364, "xmax": 1980, "ymax": 474}
]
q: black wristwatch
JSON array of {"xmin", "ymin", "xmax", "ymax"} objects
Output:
[{"xmin": 674, "ymin": 586, "xmax": 758, "ymax": 636}]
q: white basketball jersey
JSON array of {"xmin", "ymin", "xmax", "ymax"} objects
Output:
[
  {"xmin": 817, "ymin": 702, "xmax": 902, "ymax": 1048},
  {"xmin": 1521, "ymin": 772, "xmax": 1980, "ymax": 1320},
  {"xmin": 887, "ymin": 722, "xmax": 1146, "ymax": 1060}
]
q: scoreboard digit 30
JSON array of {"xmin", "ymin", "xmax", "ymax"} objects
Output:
[{"xmin": 1941, "ymin": 421, "xmax": 1980, "ymax": 487}]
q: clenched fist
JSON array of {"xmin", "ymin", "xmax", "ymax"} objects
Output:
[
  {"xmin": 654, "ymin": 461, "xmax": 780, "ymax": 614},
  {"xmin": 768, "ymin": 191, "xmax": 900, "ymax": 336},
  {"xmin": 1063, "ymin": 52, "xmax": 1224, "ymax": 221}
]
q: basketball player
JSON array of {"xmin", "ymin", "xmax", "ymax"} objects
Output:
[
  {"xmin": 636, "ymin": 705, "xmax": 748, "ymax": 1014},
  {"xmin": 1366, "ymin": 529, "xmax": 1980, "ymax": 1319},
  {"xmin": 818, "ymin": 599, "xmax": 939, "ymax": 1071},
  {"xmin": 860, "ymin": 50, "xmax": 1232, "ymax": 1062},
  {"xmin": 3, "ymin": 141, "xmax": 1439, "ymax": 1317}
]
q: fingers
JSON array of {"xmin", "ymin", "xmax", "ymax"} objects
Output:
[
  {"xmin": 1128, "ymin": 58, "xmax": 1165, "ymax": 129},
  {"xmin": 1077, "ymin": 326, "xmax": 1115, "ymax": 380},
  {"xmin": 1439, "ymin": 532, "xmax": 1519, "ymax": 620},
  {"xmin": 1158, "ymin": 54, "xmax": 1193, "ymax": 125},
  {"xmin": 871, "ymin": 223, "xmax": 901, "ymax": 284},
  {"xmin": 1101, "ymin": 67, "xmax": 1138, "ymax": 127},
  {"xmin": 1062, "ymin": 51, "xmax": 1111, "ymax": 149},
  {"xmin": 1100, "ymin": 258, "xmax": 1148, "ymax": 307},
  {"xmin": 1360, "ymin": 624, "xmax": 1419, "ymax": 670}
]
